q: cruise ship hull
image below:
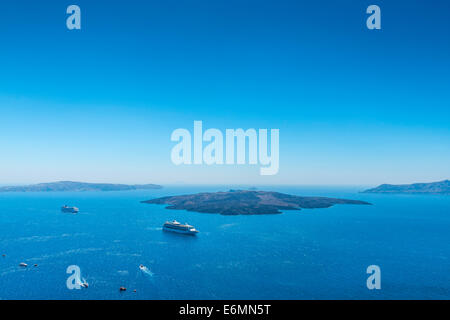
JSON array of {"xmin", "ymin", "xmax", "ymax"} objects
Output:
[
  {"xmin": 61, "ymin": 207, "xmax": 79, "ymax": 213},
  {"xmin": 163, "ymin": 225, "xmax": 198, "ymax": 235}
]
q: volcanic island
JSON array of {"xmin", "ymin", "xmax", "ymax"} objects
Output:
[{"xmin": 142, "ymin": 190, "xmax": 371, "ymax": 215}]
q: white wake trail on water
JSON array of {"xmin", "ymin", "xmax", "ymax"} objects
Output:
[{"xmin": 139, "ymin": 265, "xmax": 154, "ymax": 277}]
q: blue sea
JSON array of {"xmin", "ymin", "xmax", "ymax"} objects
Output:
[{"xmin": 0, "ymin": 186, "xmax": 449, "ymax": 300}]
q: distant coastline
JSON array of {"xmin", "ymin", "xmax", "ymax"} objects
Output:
[
  {"xmin": 362, "ymin": 180, "xmax": 450, "ymax": 194},
  {"xmin": 0, "ymin": 181, "xmax": 162, "ymax": 192}
]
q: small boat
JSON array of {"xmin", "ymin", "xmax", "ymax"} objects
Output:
[
  {"xmin": 119, "ymin": 286, "xmax": 127, "ymax": 291},
  {"xmin": 81, "ymin": 282, "xmax": 89, "ymax": 288},
  {"xmin": 163, "ymin": 220, "xmax": 199, "ymax": 235},
  {"xmin": 61, "ymin": 205, "xmax": 79, "ymax": 213},
  {"xmin": 19, "ymin": 262, "xmax": 28, "ymax": 267},
  {"xmin": 139, "ymin": 264, "xmax": 154, "ymax": 276}
]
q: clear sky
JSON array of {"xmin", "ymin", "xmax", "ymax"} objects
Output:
[{"xmin": 0, "ymin": 0, "xmax": 449, "ymax": 185}]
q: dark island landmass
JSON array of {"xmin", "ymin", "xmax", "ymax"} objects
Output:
[
  {"xmin": 0, "ymin": 181, "xmax": 162, "ymax": 192},
  {"xmin": 142, "ymin": 190, "xmax": 371, "ymax": 215},
  {"xmin": 362, "ymin": 180, "xmax": 450, "ymax": 194}
]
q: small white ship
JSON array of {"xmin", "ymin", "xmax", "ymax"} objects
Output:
[
  {"xmin": 163, "ymin": 220, "xmax": 199, "ymax": 235},
  {"xmin": 139, "ymin": 264, "xmax": 154, "ymax": 276},
  {"xmin": 61, "ymin": 205, "xmax": 79, "ymax": 213}
]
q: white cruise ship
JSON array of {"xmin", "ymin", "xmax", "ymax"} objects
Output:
[
  {"xmin": 61, "ymin": 205, "xmax": 79, "ymax": 213},
  {"xmin": 163, "ymin": 220, "xmax": 199, "ymax": 235}
]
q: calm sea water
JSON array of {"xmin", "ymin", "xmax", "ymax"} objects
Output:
[{"xmin": 0, "ymin": 186, "xmax": 449, "ymax": 300}]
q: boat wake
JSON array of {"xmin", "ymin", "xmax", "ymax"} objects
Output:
[
  {"xmin": 76, "ymin": 277, "xmax": 89, "ymax": 288},
  {"xmin": 139, "ymin": 265, "xmax": 154, "ymax": 277}
]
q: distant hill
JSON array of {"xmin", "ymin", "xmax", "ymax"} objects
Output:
[
  {"xmin": 142, "ymin": 190, "xmax": 371, "ymax": 215},
  {"xmin": 362, "ymin": 180, "xmax": 450, "ymax": 194},
  {"xmin": 0, "ymin": 181, "xmax": 162, "ymax": 192}
]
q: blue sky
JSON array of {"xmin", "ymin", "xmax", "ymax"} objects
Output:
[{"xmin": 0, "ymin": 0, "xmax": 449, "ymax": 185}]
